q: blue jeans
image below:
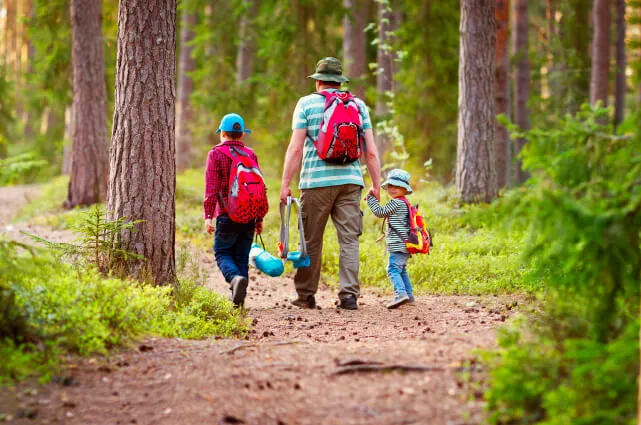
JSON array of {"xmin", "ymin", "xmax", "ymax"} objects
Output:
[
  {"xmin": 387, "ymin": 252, "xmax": 413, "ymax": 298},
  {"xmin": 213, "ymin": 215, "xmax": 255, "ymax": 283}
]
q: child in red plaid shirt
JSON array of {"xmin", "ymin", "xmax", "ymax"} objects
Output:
[{"xmin": 204, "ymin": 113, "xmax": 264, "ymax": 307}]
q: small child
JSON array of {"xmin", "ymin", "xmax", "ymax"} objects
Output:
[
  {"xmin": 204, "ymin": 113, "xmax": 265, "ymax": 307},
  {"xmin": 366, "ymin": 169, "xmax": 415, "ymax": 309}
]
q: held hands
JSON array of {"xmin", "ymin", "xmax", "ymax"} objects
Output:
[
  {"xmin": 366, "ymin": 185, "xmax": 381, "ymax": 201},
  {"xmin": 205, "ymin": 218, "xmax": 215, "ymax": 234}
]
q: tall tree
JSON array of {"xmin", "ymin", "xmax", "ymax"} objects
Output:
[
  {"xmin": 236, "ymin": 0, "xmax": 257, "ymax": 84},
  {"xmin": 513, "ymin": 0, "xmax": 530, "ymax": 184},
  {"xmin": 614, "ymin": 0, "xmax": 626, "ymax": 126},
  {"xmin": 456, "ymin": 0, "xmax": 497, "ymax": 203},
  {"xmin": 342, "ymin": 0, "xmax": 368, "ymax": 99},
  {"xmin": 375, "ymin": 0, "xmax": 398, "ymax": 158},
  {"xmin": 495, "ymin": 0, "xmax": 510, "ymax": 188},
  {"xmin": 107, "ymin": 0, "xmax": 177, "ymax": 285},
  {"xmin": 64, "ymin": 0, "xmax": 108, "ymax": 208},
  {"xmin": 546, "ymin": 0, "xmax": 559, "ymax": 100},
  {"xmin": 590, "ymin": 0, "xmax": 611, "ymax": 106},
  {"xmin": 176, "ymin": 8, "xmax": 196, "ymax": 172}
]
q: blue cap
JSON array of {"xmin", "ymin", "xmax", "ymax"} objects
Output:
[{"xmin": 216, "ymin": 113, "xmax": 251, "ymax": 134}]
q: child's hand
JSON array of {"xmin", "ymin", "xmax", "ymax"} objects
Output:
[
  {"xmin": 255, "ymin": 221, "xmax": 263, "ymax": 234},
  {"xmin": 205, "ymin": 219, "xmax": 215, "ymax": 234},
  {"xmin": 368, "ymin": 185, "xmax": 380, "ymax": 201}
]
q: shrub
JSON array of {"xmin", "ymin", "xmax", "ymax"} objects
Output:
[{"xmin": 483, "ymin": 105, "xmax": 641, "ymax": 424}]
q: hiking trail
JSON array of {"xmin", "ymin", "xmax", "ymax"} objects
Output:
[{"xmin": 0, "ymin": 185, "xmax": 520, "ymax": 425}]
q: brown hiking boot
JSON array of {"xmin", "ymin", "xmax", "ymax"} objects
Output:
[{"xmin": 290, "ymin": 294, "xmax": 316, "ymax": 309}]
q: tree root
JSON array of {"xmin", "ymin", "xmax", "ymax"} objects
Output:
[{"xmin": 219, "ymin": 340, "xmax": 309, "ymax": 355}]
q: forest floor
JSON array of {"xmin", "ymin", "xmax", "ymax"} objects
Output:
[{"xmin": 0, "ymin": 185, "xmax": 522, "ymax": 425}]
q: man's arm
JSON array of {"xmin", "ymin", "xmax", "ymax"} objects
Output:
[
  {"xmin": 280, "ymin": 129, "xmax": 307, "ymax": 203},
  {"xmin": 363, "ymin": 128, "xmax": 381, "ymax": 200}
]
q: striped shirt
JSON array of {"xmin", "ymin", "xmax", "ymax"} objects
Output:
[
  {"xmin": 292, "ymin": 89, "xmax": 373, "ymax": 189},
  {"xmin": 366, "ymin": 194, "xmax": 410, "ymax": 253}
]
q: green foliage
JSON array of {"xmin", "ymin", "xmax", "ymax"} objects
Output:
[
  {"xmin": 483, "ymin": 106, "xmax": 641, "ymax": 424},
  {"xmin": 0, "ymin": 153, "xmax": 47, "ymax": 186},
  {"xmin": 24, "ymin": 205, "xmax": 144, "ymax": 275}
]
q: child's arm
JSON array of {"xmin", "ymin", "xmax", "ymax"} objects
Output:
[
  {"xmin": 204, "ymin": 149, "xmax": 219, "ymax": 233},
  {"xmin": 366, "ymin": 193, "xmax": 400, "ymax": 218}
]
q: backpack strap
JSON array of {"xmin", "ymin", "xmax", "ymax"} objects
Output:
[{"xmin": 386, "ymin": 197, "xmax": 412, "ymax": 240}]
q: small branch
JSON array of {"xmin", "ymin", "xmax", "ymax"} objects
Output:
[
  {"xmin": 219, "ymin": 340, "xmax": 309, "ymax": 355},
  {"xmin": 331, "ymin": 363, "xmax": 485, "ymax": 375},
  {"xmin": 332, "ymin": 364, "xmax": 445, "ymax": 375}
]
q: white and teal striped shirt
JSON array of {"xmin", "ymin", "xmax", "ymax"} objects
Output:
[{"xmin": 291, "ymin": 89, "xmax": 373, "ymax": 189}]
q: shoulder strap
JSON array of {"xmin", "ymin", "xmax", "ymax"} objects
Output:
[{"xmin": 386, "ymin": 198, "xmax": 411, "ymax": 240}]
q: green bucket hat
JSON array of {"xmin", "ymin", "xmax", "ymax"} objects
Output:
[{"xmin": 307, "ymin": 57, "xmax": 350, "ymax": 83}]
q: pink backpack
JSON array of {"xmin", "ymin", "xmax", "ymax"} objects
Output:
[
  {"xmin": 314, "ymin": 90, "xmax": 364, "ymax": 164},
  {"xmin": 217, "ymin": 145, "xmax": 268, "ymax": 224}
]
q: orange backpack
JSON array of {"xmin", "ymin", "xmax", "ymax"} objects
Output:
[{"xmin": 388, "ymin": 197, "xmax": 433, "ymax": 255}]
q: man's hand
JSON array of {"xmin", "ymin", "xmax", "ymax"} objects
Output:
[
  {"xmin": 368, "ymin": 185, "xmax": 381, "ymax": 201},
  {"xmin": 280, "ymin": 186, "xmax": 292, "ymax": 204},
  {"xmin": 255, "ymin": 221, "xmax": 263, "ymax": 234},
  {"xmin": 205, "ymin": 218, "xmax": 215, "ymax": 234}
]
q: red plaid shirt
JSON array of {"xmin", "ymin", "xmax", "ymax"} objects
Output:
[{"xmin": 203, "ymin": 141, "xmax": 262, "ymax": 221}]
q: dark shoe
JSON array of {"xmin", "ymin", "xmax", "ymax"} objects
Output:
[
  {"xmin": 387, "ymin": 295, "xmax": 410, "ymax": 309},
  {"xmin": 290, "ymin": 294, "xmax": 316, "ymax": 309},
  {"xmin": 230, "ymin": 276, "xmax": 248, "ymax": 307},
  {"xmin": 338, "ymin": 295, "xmax": 358, "ymax": 310}
]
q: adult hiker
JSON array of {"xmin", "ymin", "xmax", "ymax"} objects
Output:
[{"xmin": 280, "ymin": 57, "xmax": 381, "ymax": 310}]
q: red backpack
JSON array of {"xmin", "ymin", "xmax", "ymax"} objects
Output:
[
  {"xmin": 217, "ymin": 145, "xmax": 268, "ymax": 224},
  {"xmin": 389, "ymin": 197, "xmax": 433, "ymax": 255},
  {"xmin": 314, "ymin": 90, "xmax": 364, "ymax": 164}
]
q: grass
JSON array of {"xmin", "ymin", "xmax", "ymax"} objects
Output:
[{"xmin": 14, "ymin": 170, "xmax": 534, "ymax": 296}]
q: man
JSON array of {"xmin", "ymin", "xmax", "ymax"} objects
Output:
[{"xmin": 280, "ymin": 57, "xmax": 381, "ymax": 310}]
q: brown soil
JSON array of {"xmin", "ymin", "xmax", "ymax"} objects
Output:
[{"xmin": 0, "ymin": 186, "xmax": 520, "ymax": 425}]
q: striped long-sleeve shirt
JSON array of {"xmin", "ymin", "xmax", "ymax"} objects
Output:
[{"xmin": 366, "ymin": 194, "xmax": 409, "ymax": 253}]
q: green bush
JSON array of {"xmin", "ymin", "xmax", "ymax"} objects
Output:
[{"xmin": 483, "ymin": 105, "xmax": 641, "ymax": 424}]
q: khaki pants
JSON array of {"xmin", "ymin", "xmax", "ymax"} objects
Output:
[{"xmin": 294, "ymin": 184, "xmax": 363, "ymax": 300}]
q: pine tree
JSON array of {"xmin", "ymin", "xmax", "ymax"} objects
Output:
[
  {"xmin": 64, "ymin": 0, "xmax": 108, "ymax": 208},
  {"xmin": 456, "ymin": 0, "xmax": 497, "ymax": 203},
  {"xmin": 342, "ymin": 0, "xmax": 368, "ymax": 99},
  {"xmin": 176, "ymin": 8, "xmax": 196, "ymax": 172},
  {"xmin": 614, "ymin": 0, "xmax": 626, "ymax": 127},
  {"xmin": 107, "ymin": 0, "xmax": 177, "ymax": 285},
  {"xmin": 495, "ymin": 0, "xmax": 510, "ymax": 188},
  {"xmin": 590, "ymin": 0, "xmax": 611, "ymax": 106},
  {"xmin": 513, "ymin": 0, "xmax": 530, "ymax": 184}
]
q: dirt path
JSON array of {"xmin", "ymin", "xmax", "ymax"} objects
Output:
[{"xmin": 1, "ymin": 186, "xmax": 519, "ymax": 425}]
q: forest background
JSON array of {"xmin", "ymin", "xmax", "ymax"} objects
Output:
[{"xmin": 2, "ymin": 0, "xmax": 641, "ymax": 424}]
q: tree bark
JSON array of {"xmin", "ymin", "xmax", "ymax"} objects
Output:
[
  {"xmin": 456, "ymin": 0, "xmax": 497, "ymax": 204},
  {"xmin": 375, "ymin": 0, "xmax": 397, "ymax": 158},
  {"xmin": 590, "ymin": 0, "xmax": 611, "ymax": 106},
  {"xmin": 513, "ymin": 0, "xmax": 530, "ymax": 184},
  {"xmin": 176, "ymin": 10, "xmax": 196, "ymax": 172},
  {"xmin": 65, "ymin": 0, "xmax": 108, "ymax": 208},
  {"xmin": 236, "ymin": 0, "xmax": 258, "ymax": 84},
  {"xmin": 614, "ymin": 0, "xmax": 625, "ymax": 127},
  {"xmin": 495, "ymin": 0, "xmax": 510, "ymax": 189},
  {"xmin": 107, "ymin": 0, "xmax": 177, "ymax": 285},
  {"xmin": 546, "ymin": 0, "xmax": 559, "ymax": 100},
  {"xmin": 342, "ymin": 0, "xmax": 368, "ymax": 99}
]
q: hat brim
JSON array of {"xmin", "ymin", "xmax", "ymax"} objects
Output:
[
  {"xmin": 382, "ymin": 180, "xmax": 413, "ymax": 194},
  {"xmin": 216, "ymin": 128, "xmax": 252, "ymax": 134},
  {"xmin": 307, "ymin": 73, "xmax": 350, "ymax": 83}
]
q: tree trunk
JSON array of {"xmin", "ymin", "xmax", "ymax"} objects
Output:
[
  {"xmin": 65, "ymin": 0, "xmax": 108, "ymax": 208},
  {"xmin": 614, "ymin": 0, "xmax": 625, "ymax": 127},
  {"xmin": 236, "ymin": 0, "xmax": 257, "ymax": 84},
  {"xmin": 176, "ymin": 10, "xmax": 196, "ymax": 172},
  {"xmin": 590, "ymin": 0, "xmax": 611, "ymax": 106},
  {"xmin": 107, "ymin": 0, "xmax": 177, "ymax": 285},
  {"xmin": 513, "ymin": 0, "xmax": 530, "ymax": 184},
  {"xmin": 342, "ymin": 0, "xmax": 368, "ymax": 99},
  {"xmin": 495, "ymin": 0, "xmax": 510, "ymax": 189},
  {"xmin": 546, "ymin": 0, "xmax": 559, "ymax": 100},
  {"xmin": 62, "ymin": 105, "xmax": 73, "ymax": 175},
  {"xmin": 375, "ymin": 0, "xmax": 396, "ymax": 158},
  {"xmin": 456, "ymin": 0, "xmax": 497, "ymax": 204}
]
